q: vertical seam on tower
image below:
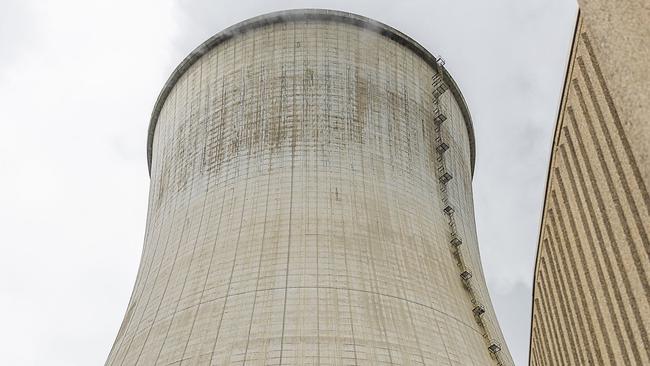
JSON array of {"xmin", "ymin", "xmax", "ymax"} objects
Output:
[
  {"xmin": 342, "ymin": 59, "xmax": 360, "ymax": 364},
  {"xmin": 208, "ymin": 37, "xmax": 252, "ymax": 364},
  {"xmin": 153, "ymin": 54, "xmax": 211, "ymax": 366},
  {"xmin": 184, "ymin": 67, "xmax": 229, "ymax": 363},
  {"xmin": 360, "ymin": 37, "xmax": 395, "ymax": 366},
  {"xmin": 135, "ymin": 71, "xmax": 200, "ymax": 366},
  {"xmin": 396, "ymin": 50, "xmax": 427, "ymax": 366},
  {"xmin": 119, "ymin": 77, "xmax": 185, "ymax": 366},
  {"xmin": 242, "ymin": 29, "xmax": 273, "ymax": 363},
  {"xmin": 178, "ymin": 40, "xmax": 223, "ymax": 363},
  {"xmin": 278, "ymin": 20, "xmax": 298, "ymax": 365}
]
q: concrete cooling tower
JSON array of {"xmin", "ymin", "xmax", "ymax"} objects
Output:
[{"xmin": 107, "ymin": 9, "xmax": 513, "ymax": 365}]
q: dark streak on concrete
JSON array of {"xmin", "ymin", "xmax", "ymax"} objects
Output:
[{"xmin": 146, "ymin": 9, "xmax": 476, "ymax": 177}]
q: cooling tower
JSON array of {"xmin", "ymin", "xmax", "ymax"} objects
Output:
[
  {"xmin": 107, "ymin": 9, "xmax": 513, "ymax": 365},
  {"xmin": 529, "ymin": 3, "xmax": 650, "ymax": 365}
]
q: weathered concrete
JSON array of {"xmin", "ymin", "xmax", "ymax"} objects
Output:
[
  {"xmin": 529, "ymin": 2, "xmax": 650, "ymax": 365},
  {"xmin": 108, "ymin": 9, "xmax": 512, "ymax": 365}
]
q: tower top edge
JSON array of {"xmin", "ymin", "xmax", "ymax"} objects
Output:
[{"xmin": 146, "ymin": 9, "xmax": 475, "ymax": 177}]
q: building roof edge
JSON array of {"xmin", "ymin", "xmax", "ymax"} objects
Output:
[{"xmin": 146, "ymin": 9, "xmax": 476, "ymax": 177}]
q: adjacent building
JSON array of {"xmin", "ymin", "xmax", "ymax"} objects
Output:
[
  {"xmin": 529, "ymin": 1, "xmax": 650, "ymax": 365},
  {"xmin": 107, "ymin": 10, "xmax": 513, "ymax": 365}
]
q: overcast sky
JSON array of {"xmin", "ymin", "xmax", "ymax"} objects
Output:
[{"xmin": 0, "ymin": 1, "xmax": 577, "ymax": 365}]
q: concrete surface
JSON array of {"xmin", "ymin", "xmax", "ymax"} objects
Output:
[
  {"xmin": 529, "ymin": 2, "xmax": 650, "ymax": 365},
  {"xmin": 107, "ymin": 10, "xmax": 513, "ymax": 365}
]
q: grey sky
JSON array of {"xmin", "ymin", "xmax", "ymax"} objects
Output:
[{"xmin": 0, "ymin": 1, "xmax": 576, "ymax": 365}]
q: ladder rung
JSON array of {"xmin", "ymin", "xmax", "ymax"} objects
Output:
[
  {"xmin": 460, "ymin": 270, "xmax": 472, "ymax": 281},
  {"xmin": 439, "ymin": 172, "xmax": 452, "ymax": 184},
  {"xmin": 473, "ymin": 305, "xmax": 486, "ymax": 316},
  {"xmin": 488, "ymin": 343, "xmax": 502, "ymax": 354}
]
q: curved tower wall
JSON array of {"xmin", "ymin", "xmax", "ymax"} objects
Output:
[
  {"xmin": 107, "ymin": 10, "xmax": 512, "ymax": 365},
  {"xmin": 529, "ymin": 5, "xmax": 650, "ymax": 365}
]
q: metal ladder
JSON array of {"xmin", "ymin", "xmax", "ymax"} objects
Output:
[{"xmin": 431, "ymin": 58, "xmax": 504, "ymax": 365}]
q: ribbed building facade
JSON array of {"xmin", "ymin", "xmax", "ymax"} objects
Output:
[
  {"xmin": 529, "ymin": 1, "xmax": 650, "ymax": 365},
  {"xmin": 107, "ymin": 10, "xmax": 512, "ymax": 365}
]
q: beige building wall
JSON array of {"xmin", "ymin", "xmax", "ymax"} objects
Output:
[
  {"xmin": 529, "ymin": 2, "xmax": 650, "ymax": 365},
  {"xmin": 107, "ymin": 10, "xmax": 513, "ymax": 365}
]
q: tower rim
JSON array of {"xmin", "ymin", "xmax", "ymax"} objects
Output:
[{"xmin": 146, "ymin": 8, "xmax": 476, "ymax": 176}]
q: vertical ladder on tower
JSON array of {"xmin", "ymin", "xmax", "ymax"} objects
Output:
[
  {"xmin": 431, "ymin": 57, "xmax": 504, "ymax": 366},
  {"xmin": 431, "ymin": 57, "xmax": 449, "ymax": 125}
]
